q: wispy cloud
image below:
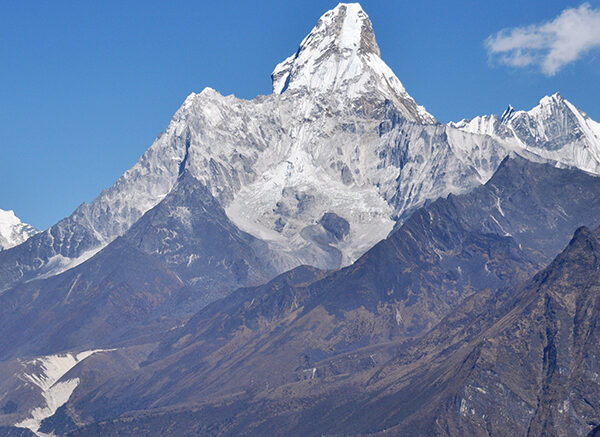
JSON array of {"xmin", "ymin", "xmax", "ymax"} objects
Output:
[{"xmin": 486, "ymin": 3, "xmax": 600, "ymax": 76}]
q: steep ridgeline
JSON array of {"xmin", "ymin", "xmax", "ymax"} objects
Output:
[
  {"xmin": 451, "ymin": 92, "xmax": 600, "ymax": 174},
  {"xmin": 417, "ymin": 226, "xmax": 600, "ymax": 436},
  {"xmin": 0, "ymin": 209, "xmax": 37, "ymax": 251},
  {"xmin": 2, "ymin": 4, "xmax": 600, "ymax": 291},
  {"xmin": 0, "ymin": 173, "xmax": 277, "ymax": 361},
  {"xmin": 39, "ymin": 158, "xmax": 600, "ymax": 435},
  {"xmin": 122, "ymin": 172, "xmax": 276, "ymax": 296}
]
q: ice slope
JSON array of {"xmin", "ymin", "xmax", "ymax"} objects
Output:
[{"xmin": 0, "ymin": 209, "xmax": 38, "ymax": 250}]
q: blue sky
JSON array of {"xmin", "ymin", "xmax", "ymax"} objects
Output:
[{"xmin": 2, "ymin": 0, "xmax": 600, "ymax": 230}]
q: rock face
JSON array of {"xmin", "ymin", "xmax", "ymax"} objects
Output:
[
  {"xmin": 30, "ymin": 158, "xmax": 600, "ymax": 436},
  {"xmin": 423, "ymin": 225, "xmax": 600, "ymax": 436},
  {"xmin": 0, "ymin": 209, "xmax": 37, "ymax": 251},
  {"xmin": 122, "ymin": 172, "xmax": 277, "ymax": 299},
  {"xmin": 2, "ymin": 4, "xmax": 600, "ymax": 292}
]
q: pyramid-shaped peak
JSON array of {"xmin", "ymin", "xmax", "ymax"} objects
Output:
[
  {"xmin": 314, "ymin": 3, "xmax": 380, "ymax": 55},
  {"xmin": 271, "ymin": 2, "xmax": 381, "ymax": 96},
  {"xmin": 271, "ymin": 3, "xmax": 436, "ymax": 124}
]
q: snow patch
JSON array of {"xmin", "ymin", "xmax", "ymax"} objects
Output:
[
  {"xmin": 496, "ymin": 196, "xmax": 505, "ymax": 217},
  {"xmin": 395, "ymin": 308, "xmax": 403, "ymax": 325},
  {"xmin": 459, "ymin": 398, "xmax": 468, "ymax": 416},
  {"xmin": 35, "ymin": 246, "xmax": 103, "ymax": 280},
  {"xmin": 14, "ymin": 350, "xmax": 110, "ymax": 436}
]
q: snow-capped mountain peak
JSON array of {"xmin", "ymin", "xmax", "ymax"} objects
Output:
[
  {"xmin": 271, "ymin": 3, "xmax": 436, "ymax": 124},
  {"xmin": 450, "ymin": 93, "xmax": 600, "ymax": 174},
  {"xmin": 2, "ymin": 3, "xmax": 600, "ymax": 293},
  {"xmin": 538, "ymin": 91, "xmax": 563, "ymax": 106},
  {"xmin": 0, "ymin": 209, "xmax": 38, "ymax": 250},
  {"xmin": 528, "ymin": 92, "xmax": 569, "ymax": 120}
]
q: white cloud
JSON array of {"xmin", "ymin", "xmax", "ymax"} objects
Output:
[{"xmin": 486, "ymin": 3, "xmax": 600, "ymax": 75}]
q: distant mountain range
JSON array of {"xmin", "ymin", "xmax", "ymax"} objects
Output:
[
  {"xmin": 0, "ymin": 209, "xmax": 37, "ymax": 251},
  {"xmin": 1, "ymin": 3, "xmax": 600, "ymax": 436}
]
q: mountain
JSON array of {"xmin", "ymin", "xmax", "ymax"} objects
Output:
[
  {"xmin": 212, "ymin": 224, "xmax": 600, "ymax": 437},
  {"xmin": 270, "ymin": 3, "xmax": 436, "ymax": 124},
  {"xmin": 3, "ymin": 3, "xmax": 600, "ymax": 294},
  {"xmin": 424, "ymin": 225, "xmax": 600, "ymax": 436},
  {"xmin": 0, "ymin": 172, "xmax": 277, "ymax": 361},
  {"xmin": 22, "ymin": 157, "xmax": 600, "ymax": 436},
  {"xmin": 451, "ymin": 92, "xmax": 600, "ymax": 174},
  {"xmin": 2, "ymin": 3, "xmax": 600, "ymax": 435},
  {"xmin": 0, "ymin": 209, "xmax": 37, "ymax": 251},
  {"xmin": 121, "ymin": 172, "xmax": 276, "ymax": 302}
]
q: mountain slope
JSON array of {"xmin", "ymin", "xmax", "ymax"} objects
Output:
[
  {"xmin": 316, "ymin": 225, "xmax": 600, "ymax": 436},
  {"xmin": 0, "ymin": 209, "xmax": 38, "ymax": 250},
  {"xmin": 0, "ymin": 173, "xmax": 276, "ymax": 361},
  {"xmin": 0, "ymin": 237, "xmax": 184, "ymax": 361},
  {"xmin": 201, "ymin": 224, "xmax": 600, "ymax": 437},
  {"xmin": 122, "ymin": 172, "xmax": 277, "ymax": 302},
  {"xmin": 39, "ymin": 158, "xmax": 600, "ymax": 435},
  {"xmin": 151, "ymin": 156, "xmax": 600, "ymax": 362},
  {"xmin": 415, "ymin": 225, "xmax": 600, "ymax": 436}
]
